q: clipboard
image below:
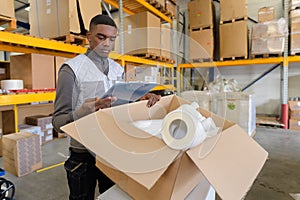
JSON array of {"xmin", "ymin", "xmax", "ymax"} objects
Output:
[{"xmin": 102, "ymin": 82, "xmax": 158, "ymax": 106}]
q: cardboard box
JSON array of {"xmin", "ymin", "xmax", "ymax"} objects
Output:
[
  {"xmin": 0, "ymin": 62, "xmax": 10, "ymax": 81},
  {"xmin": 290, "ymin": 110, "xmax": 300, "ymax": 120},
  {"xmin": 290, "ymin": 19, "xmax": 300, "ymax": 34},
  {"xmin": 188, "ymin": 0, "xmax": 213, "ymax": 29},
  {"xmin": 61, "ymin": 95, "xmax": 268, "ymax": 200},
  {"xmin": 251, "ymin": 37, "xmax": 284, "ymax": 55},
  {"xmin": 211, "ymin": 92, "xmax": 256, "ymax": 136},
  {"xmin": 55, "ymin": 56, "xmax": 69, "ymax": 85},
  {"xmin": 19, "ymin": 124, "xmax": 43, "ymax": 145},
  {"xmin": 180, "ymin": 90, "xmax": 212, "ymax": 111},
  {"xmin": 252, "ymin": 19, "xmax": 288, "ymax": 39},
  {"xmin": 291, "ymin": 33, "xmax": 300, "ymax": 54},
  {"xmin": 190, "ymin": 29, "xmax": 214, "ymax": 61},
  {"xmin": 123, "ymin": 12, "xmax": 161, "ymax": 56},
  {"xmin": 220, "ymin": 21, "xmax": 248, "ymax": 59},
  {"xmin": 289, "ymin": 119, "xmax": 300, "ymax": 130},
  {"xmin": 220, "ymin": 0, "xmax": 247, "ymax": 22},
  {"xmin": 2, "ymin": 132, "xmax": 42, "ymax": 177},
  {"xmin": 165, "ymin": 0, "xmax": 177, "ymax": 17},
  {"xmin": 125, "ymin": 64, "xmax": 160, "ymax": 83},
  {"xmin": 25, "ymin": 115, "xmax": 53, "ymax": 131},
  {"xmin": 258, "ymin": 7, "xmax": 275, "ymax": 23},
  {"xmin": 29, "ymin": 0, "xmax": 102, "ymax": 38},
  {"xmin": 10, "ymin": 54, "xmax": 55, "ymax": 89},
  {"xmin": 291, "ymin": 0, "xmax": 300, "ymax": 10},
  {"xmin": 288, "ymin": 101, "xmax": 300, "ymax": 111},
  {"xmin": 0, "ymin": 0, "xmax": 15, "ymax": 19},
  {"xmin": 161, "ymin": 23, "xmax": 171, "ymax": 59}
]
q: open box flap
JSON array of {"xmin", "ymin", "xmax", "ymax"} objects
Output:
[{"xmin": 187, "ymin": 124, "xmax": 268, "ymax": 200}]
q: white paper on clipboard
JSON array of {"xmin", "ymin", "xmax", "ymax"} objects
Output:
[{"xmin": 102, "ymin": 82, "xmax": 158, "ymax": 106}]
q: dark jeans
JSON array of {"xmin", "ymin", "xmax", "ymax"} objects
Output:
[{"xmin": 64, "ymin": 149, "xmax": 114, "ymax": 200}]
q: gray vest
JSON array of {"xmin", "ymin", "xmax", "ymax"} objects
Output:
[{"xmin": 65, "ymin": 54, "xmax": 123, "ymax": 151}]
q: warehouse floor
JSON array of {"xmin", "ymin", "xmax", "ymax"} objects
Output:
[{"xmin": 0, "ymin": 127, "xmax": 299, "ymax": 200}]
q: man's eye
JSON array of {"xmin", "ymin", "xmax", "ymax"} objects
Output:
[
  {"xmin": 110, "ymin": 37, "xmax": 116, "ymax": 42},
  {"xmin": 98, "ymin": 36, "xmax": 105, "ymax": 40}
]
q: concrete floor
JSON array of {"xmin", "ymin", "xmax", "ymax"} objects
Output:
[{"xmin": 0, "ymin": 127, "xmax": 299, "ymax": 200}]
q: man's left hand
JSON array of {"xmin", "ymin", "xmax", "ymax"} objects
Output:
[{"xmin": 140, "ymin": 93, "xmax": 161, "ymax": 107}]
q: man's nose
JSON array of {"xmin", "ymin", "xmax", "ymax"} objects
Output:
[{"xmin": 102, "ymin": 38, "xmax": 110, "ymax": 46}]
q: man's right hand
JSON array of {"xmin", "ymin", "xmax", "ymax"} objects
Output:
[{"xmin": 75, "ymin": 96, "xmax": 117, "ymax": 119}]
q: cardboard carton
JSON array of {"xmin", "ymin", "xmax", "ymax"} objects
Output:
[
  {"xmin": 123, "ymin": 12, "xmax": 161, "ymax": 56},
  {"xmin": 188, "ymin": 0, "xmax": 213, "ymax": 29},
  {"xmin": 220, "ymin": 0, "xmax": 247, "ymax": 22},
  {"xmin": 251, "ymin": 37, "xmax": 284, "ymax": 55},
  {"xmin": 10, "ymin": 54, "xmax": 55, "ymax": 89},
  {"xmin": 291, "ymin": 33, "xmax": 300, "ymax": 54},
  {"xmin": 2, "ymin": 132, "xmax": 42, "ymax": 177},
  {"xmin": 165, "ymin": 0, "xmax": 177, "ymax": 17},
  {"xmin": 61, "ymin": 95, "xmax": 268, "ymax": 200},
  {"xmin": 289, "ymin": 119, "xmax": 300, "ymax": 130},
  {"xmin": 190, "ymin": 29, "xmax": 214, "ymax": 61},
  {"xmin": 220, "ymin": 21, "xmax": 248, "ymax": 59},
  {"xmin": 29, "ymin": 0, "xmax": 102, "ymax": 38},
  {"xmin": 161, "ymin": 23, "xmax": 172, "ymax": 59},
  {"xmin": 258, "ymin": 7, "xmax": 275, "ymax": 23},
  {"xmin": 0, "ymin": 0, "xmax": 15, "ymax": 19}
]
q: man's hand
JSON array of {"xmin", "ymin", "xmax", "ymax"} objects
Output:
[
  {"xmin": 139, "ymin": 93, "xmax": 161, "ymax": 107},
  {"xmin": 75, "ymin": 96, "xmax": 117, "ymax": 119}
]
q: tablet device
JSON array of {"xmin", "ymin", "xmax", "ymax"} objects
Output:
[{"xmin": 102, "ymin": 82, "xmax": 158, "ymax": 106}]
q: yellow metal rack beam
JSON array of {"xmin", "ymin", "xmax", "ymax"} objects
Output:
[
  {"xmin": 0, "ymin": 92, "xmax": 56, "ymax": 106},
  {"xmin": 0, "ymin": 31, "xmax": 86, "ymax": 57},
  {"xmin": 103, "ymin": 0, "xmax": 172, "ymax": 24}
]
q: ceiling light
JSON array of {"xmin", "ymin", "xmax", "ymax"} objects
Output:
[{"xmin": 25, "ymin": 6, "xmax": 30, "ymax": 12}]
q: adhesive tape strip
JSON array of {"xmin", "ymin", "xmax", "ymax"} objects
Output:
[
  {"xmin": 161, "ymin": 110, "xmax": 206, "ymax": 150},
  {"xmin": 1, "ymin": 80, "xmax": 24, "ymax": 90}
]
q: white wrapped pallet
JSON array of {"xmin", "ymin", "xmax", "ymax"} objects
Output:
[
  {"xmin": 211, "ymin": 92, "xmax": 256, "ymax": 137},
  {"xmin": 180, "ymin": 90, "xmax": 212, "ymax": 111}
]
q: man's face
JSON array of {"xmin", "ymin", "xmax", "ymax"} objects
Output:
[{"xmin": 87, "ymin": 24, "xmax": 117, "ymax": 58}]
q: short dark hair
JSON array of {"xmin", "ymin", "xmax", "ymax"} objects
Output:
[{"xmin": 89, "ymin": 14, "xmax": 117, "ymax": 30}]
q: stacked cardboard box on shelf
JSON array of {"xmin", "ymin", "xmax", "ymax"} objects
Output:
[
  {"xmin": 188, "ymin": 0, "xmax": 214, "ymax": 62},
  {"xmin": 125, "ymin": 63, "xmax": 160, "ymax": 84},
  {"xmin": 290, "ymin": 7, "xmax": 300, "ymax": 55},
  {"xmin": 165, "ymin": 0, "xmax": 177, "ymax": 18},
  {"xmin": 219, "ymin": 0, "xmax": 248, "ymax": 60},
  {"xmin": 123, "ymin": 11, "xmax": 161, "ymax": 57},
  {"xmin": 2, "ymin": 132, "xmax": 42, "ymax": 177},
  {"xmin": 160, "ymin": 23, "xmax": 172, "ymax": 60},
  {"xmin": 0, "ymin": 0, "xmax": 15, "ymax": 19},
  {"xmin": 251, "ymin": 8, "xmax": 287, "ymax": 57},
  {"xmin": 288, "ymin": 101, "xmax": 300, "ymax": 130},
  {"xmin": 29, "ymin": 0, "xmax": 102, "ymax": 38},
  {"xmin": 10, "ymin": 54, "xmax": 55, "ymax": 89}
]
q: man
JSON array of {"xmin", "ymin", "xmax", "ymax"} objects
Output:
[{"xmin": 52, "ymin": 14, "xmax": 160, "ymax": 200}]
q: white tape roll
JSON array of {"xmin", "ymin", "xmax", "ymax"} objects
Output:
[
  {"xmin": 161, "ymin": 104, "xmax": 207, "ymax": 150},
  {"xmin": 1, "ymin": 80, "xmax": 24, "ymax": 90}
]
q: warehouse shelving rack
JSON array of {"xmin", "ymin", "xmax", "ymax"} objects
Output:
[{"xmin": 0, "ymin": 0, "xmax": 176, "ymax": 132}]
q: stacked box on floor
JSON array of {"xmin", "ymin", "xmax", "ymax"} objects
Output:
[
  {"xmin": 188, "ymin": 0, "xmax": 214, "ymax": 62},
  {"xmin": 2, "ymin": 132, "xmax": 42, "ymax": 177},
  {"xmin": 251, "ymin": 12, "xmax": 287, "ymax": 57},
  {"xmin": 123, "ymin": 11, "xmax": 161, "ymax": 57},
  {"xmin": 25, "ymin": 115, "xmax": 53, "ymax": 144},
  {"xmin": 219, "ymin": 0, "xmax": 248, "ymax": 60},
  {"xmin": 288, "ymin": 101, "xmax": 300, "ymax": 130},
  {"xmin": 29, "ymin": 0, "xmax": 102, "ymax": 38},
  {"xmin": 211, "ymin": 92, "xmax": 256, "ymax": 137},
  {"xmin": 290, "ymin": 9, "xmax": 300, "ymax": 55},
  {"xmin": 19, "ymin": 124, "xmax": 43, "ymax": 145},
  {"xmin": 10, "ymin": 54, "xmax": 55, "ymax": 89}
]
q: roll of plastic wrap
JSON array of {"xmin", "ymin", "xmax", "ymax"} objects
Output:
[
  {"xmin": 161, "ymin": 103, "xmax": 207, "ymax": 150},
  {"xmin": 1, "ymin": 80, "xmax": 24, "ymax": 90}
]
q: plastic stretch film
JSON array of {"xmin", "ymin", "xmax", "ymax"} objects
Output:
[{"xmin": 1, "ymin": 80, "xmax": 24, "ymax": 90}]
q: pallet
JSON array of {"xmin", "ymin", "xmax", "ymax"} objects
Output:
[
  {"xmin": 0, "ymin": 15, "xmax": 16, "ymax": 31},
  {"xmin": 146, "ymin": 0, "xmax": 165, "ymax": 11},
  {"xmin": 132, "ymin": 53, "xmax": 160, "ymax": 60},
  {"xmin": 191, "ymin": 58, "xmax": 213, "ymax": 63},
  {"xmin": 290, "ymin": 51, "xmax": 300, "ymax": 56},
  {"xmin": 158, "ymin": 56, "xmax": 175, "ymax": 64},
  {"xmin": 190, "ymin": 25, "xmax": 213, "ymax": 32},
  {"xmin": 219, "ymin": 56, "xmax": 247, "ymax": 61},
  {"xmin": 52, "ymin": 34, "xmax": 88, "ymax": 46},
  {"xmin": 250, "ymin": 53, "xmax": 282, "ymax": 59},
  {"xmin": 256, "ymin": 116, "xmax": 284, "ymax": 128},
  {"xmin": 220, "ymin": 16, "xmax": 248, "ymax": 25}
]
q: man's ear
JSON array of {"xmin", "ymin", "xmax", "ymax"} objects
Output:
[{"xmin": 87, "ymin": 31, "xmax": 91, "ymax": 42}]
